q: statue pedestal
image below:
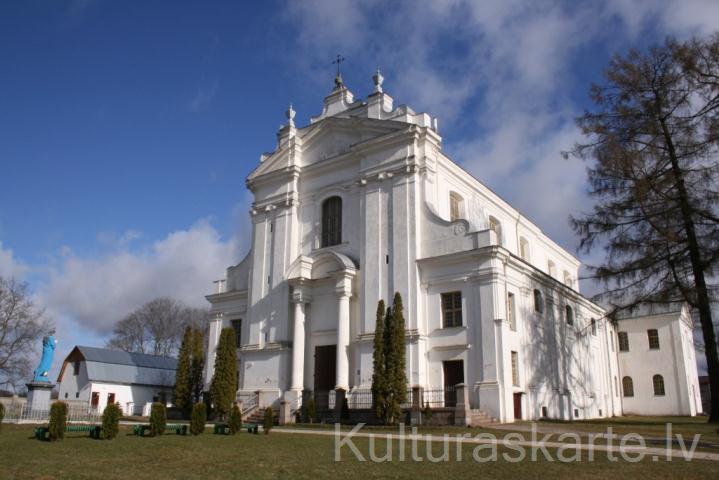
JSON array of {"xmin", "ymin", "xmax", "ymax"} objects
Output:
[{"xmin": 26, "ymin": 382, "xmax": 54, "ymax": 411}]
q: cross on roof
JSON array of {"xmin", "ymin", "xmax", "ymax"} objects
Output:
[{"xmin": 332, "ymin": 54, "xmax": 345, "ymax": 76}]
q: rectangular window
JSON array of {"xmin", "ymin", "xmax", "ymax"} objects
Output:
[
  {"xmin": 507, "ymin": 293, "xmax": 516, "ymax": 331},
  {"xmin": 618, "ymin": 332, "xmax": 629, "ymax": 352},
  {"xmin": 231, "ymin": 319, "xmax": 242, "ymax": 347},
  {"xmin": 73, "ymin": 361, "xmax": 80, "ymax": 375},
  {"xmin": 441, "ymin": 292, "xmax": 463, "ymax": 328},
  {"xmin": 648, "ymin": 329, "xmax": 660, "ymax": 350},
  {"xmin": 511, "ymin": 351, "xmax": 519, "ymax": 387}
]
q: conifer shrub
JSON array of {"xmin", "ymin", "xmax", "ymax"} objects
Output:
[
  {"xmin": 340, "ymin": 397, "xmax": 350, "ymax": 421},
  {"xmin": 422, "ymin": 402, "xmax": 433, "ymax": 426},
  {"xmin": 48, "ymin": 402, "xmax": 68, "ymax": 441},
  {"xmin": 210, "ymin": 328, "xmax": 238, "ymax": 420},
  {"xmin": 0, "ymin": 402, "xmax": 4, "ymax": 432},
  {"xmin": 263, "ymin": 407, "xmax": 274, "ymax": 434},
  {"xmin": 190, "ymin": 402, "xmax": 206, "ymax": 435},
  {"xmin": 307, "ymin": 397, "xmax": 316, "ymax": 423},
  {"xmin": 228, "ymin": 404, "xmax": 242, "ymax": 434},
  {"xmin": 149, "ymin": 402, "xmax": 167, "ymax": 437},
  {"xmin": 102, "ymin": 403, "xmax": 122, "ymax": 439}
]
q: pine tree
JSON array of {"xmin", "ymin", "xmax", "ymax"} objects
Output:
[
  {"xmin": 190, "ymin": 327, "xmax": 205, "ymax": 404},
  {"xmin": 210, "ymin": 328, "xmax": 238, "ymax": 419},
  {"xmin": 371, "ymin": 299, "xmax": 387, "ymax": 421},
  {"xmin": 173, "ymin": 326, "xmax": 193, "ymax": 415}
]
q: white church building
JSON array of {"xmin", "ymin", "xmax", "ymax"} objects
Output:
[{"xmin": 203, "ymin": 71, "xmax": 702, "ymax": 423}]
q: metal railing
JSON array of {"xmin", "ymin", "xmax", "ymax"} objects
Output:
[
  {"xmin": 423, "ymin": 386, "xmax": 456, "ymax": 408},
  {"xmin": 1, "ymin": 401, "xmax": 102, "ymax": 424}
]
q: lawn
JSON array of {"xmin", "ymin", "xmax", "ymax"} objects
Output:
[{"xmin": 1, "ymin": 422, "xmax": 718, "ymax": 480}]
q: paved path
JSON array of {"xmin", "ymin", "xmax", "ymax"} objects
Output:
[{"xmin": 272, "ymin": 426, "xmax": 719, "ymax": 462}]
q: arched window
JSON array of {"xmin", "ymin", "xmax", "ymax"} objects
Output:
[
  {"xmin": 565, "ymin": 305, "xmax": 574, "ymax": 326},
  {"xmin": 533, "ymin": 289, "xmax": 543, "ymax": 314},
  {"xmin": 647, "ymin": 329, "xmax": 660, "ymax": 350},
  {"xmin": 449, "ymin": 192, "xmax": 463, "ymax": 221},
  {"xmin": 618, "ymin": 331, "xmax": 629, "ymax": 352},
  {"xmin": 622, "ymin": 377, "xmax": 634, "ymax": 397},
  {"xmin": 653, "ymin": 374, "xmax": 665, "ymax": 396},
  {"xmin": 321, "ymin": 196, "xmax": 342, "ymax": 247},
  {"xmin": 519, "ymin": 237, "xmax": 530, "ymax": 261},
  {"xmin": 489, "ymin": 216, "xmax": 502, "ymax": 245},
  {"xmin": 590, "ymin": 318, "xmax": 597, "ymax": 336},
  {"xmin": 547, "ymin": 260, "xmax": 556, "ymax": 277}
]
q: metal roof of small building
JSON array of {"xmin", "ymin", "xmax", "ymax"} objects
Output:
[
  {"xmin": 57, "ymin": 345, "xmax": 177, "ymax": 386},
  {"xmin": 76, "ymin": 346, "xmax": 177, "ymax": 370}
]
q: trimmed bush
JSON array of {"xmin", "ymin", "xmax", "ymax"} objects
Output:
[
  {"xmin": 190, "ymin": 402, "xmax": 207, "ymax": 435},
  {"xmin": 48, "ymin": 402, "xmax": 68, "ymax": 441},
  {"xmin": 102, "ymin": 403, "xmax": 122, "ymax": 439},
  {"xmin": 149, "ymin": 402, "xmax": 167, "ymax": 437},
  {"xmin": 340, "ymin": 397, "xmax": 349, "ymax": 421},
  {"xmin": 422, "ymin": 403, "xmax": 433, "ymax": 426},
  {"xmin": 228, "ymin": 404, "xmax": 242, "ymax": 435},
  {"xmin": 263, "ymin": 407, "xmax": 274, "ymax": 435},
  {"xmin": 0, "ymin": 402, "xmax": 4, "ymax": 431},
  {"xmin": 307, "ymin": 398, "xmax": 316, "ymax": 423}
]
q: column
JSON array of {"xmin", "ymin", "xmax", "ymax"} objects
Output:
[
  {"xmin": 335, "ymin": 292, "xmax": 351, "ymax": 391},
  {"xmin": 291, "ymin": 299, "xmax": 306, "ymax": 391}
]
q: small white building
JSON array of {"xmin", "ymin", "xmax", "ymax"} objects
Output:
[
  {"xmin": 57, "ymin": 346, "xmax": 176, "ymax": 415},
  {"xmin": 616, "ymin": 305, "xmax": 703, "ymax": 416}
]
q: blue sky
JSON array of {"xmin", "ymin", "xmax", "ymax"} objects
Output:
[{"xmin": 0, "ymin": 0, "xmax": 716, "ymax": 375}]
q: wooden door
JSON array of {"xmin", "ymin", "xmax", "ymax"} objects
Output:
[
  {"xmin": 442, "ymin": 360, "xmax": 464, "ymax": 407},
  {"xmin": 513, "ymin": 392, "xmax": 522, "ymax": 420}
]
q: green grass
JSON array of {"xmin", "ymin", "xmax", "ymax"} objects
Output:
[{"xmin": 1, "ymin": 423, "xmax": 717, "ymax": 479}]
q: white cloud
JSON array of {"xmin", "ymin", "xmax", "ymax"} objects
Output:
[
  {"xmin": 0, "ymin": 241, "xmax": 29, "ymax": 280},
  {"xmin": 38, "ymin": 219, "xmax": 246, "ymax": 336},
  {"xmin": 188, "ymin": 80, "xmax": 219, "ymax": 112},
  {"xmin": 280, "ymin": 0, "xmax": 718, "ymax": 254}
]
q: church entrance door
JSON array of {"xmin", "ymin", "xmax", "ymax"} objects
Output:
[
  {"xmin": 442, "ymin": 360, "xmax": 464, "ymax": 407},
  {"xmin": 314, "ymin": 345, "xmax": 337, "ymax": 412},
  {"xmin": 513, "ymin": 392, "xmax": 523, "ymax": 420}
]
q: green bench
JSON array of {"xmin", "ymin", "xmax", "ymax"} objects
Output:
[
  {"xmin": 246, "ymin": 424, "xmax": 259, "ymax": 434},
  {"xmin": 213, "ymin": 423, "xmax": 230, "ymax": 435},
  {"xmin": 133, "ymin": 423, "xmax": 187, "ymax": 436},
  {"xmin": 34, "ymin": 424, "xmax": 102, "ymax": 440}
]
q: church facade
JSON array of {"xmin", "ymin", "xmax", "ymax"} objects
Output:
[{"xmin": 203, "ymin": 72, "xmax": 701, "ymax": 423}]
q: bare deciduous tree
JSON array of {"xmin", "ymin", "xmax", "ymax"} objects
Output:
[
  {"xmin": 0, "ymin": 276, "xmax": 52, "ymax": 390},
  {"xmin": 106, "ymin": 297, "xmax": 208, "ymax": 357}
]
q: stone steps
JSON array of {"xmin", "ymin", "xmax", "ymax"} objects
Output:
[{"xmin": 468, "ymin": 409, "xmax": 497, "ymax": 426}]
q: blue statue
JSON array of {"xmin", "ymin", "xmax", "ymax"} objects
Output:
[{"xmin": 32, "ymin": 330, "xmax": 57, "ymax": 383}]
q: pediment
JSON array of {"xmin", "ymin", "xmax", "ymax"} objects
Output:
[{"xmin": 248, "ymin": 117, "xmax": 408, "ymax": 181}]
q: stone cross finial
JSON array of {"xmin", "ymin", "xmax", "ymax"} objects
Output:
[
  {"xmin": 286, "ymin": 103, "xmax": 296, "ymax": 127},
  {"xmin": 373, "ymin": 68, "xmax": 384, "ymax": 93}
]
